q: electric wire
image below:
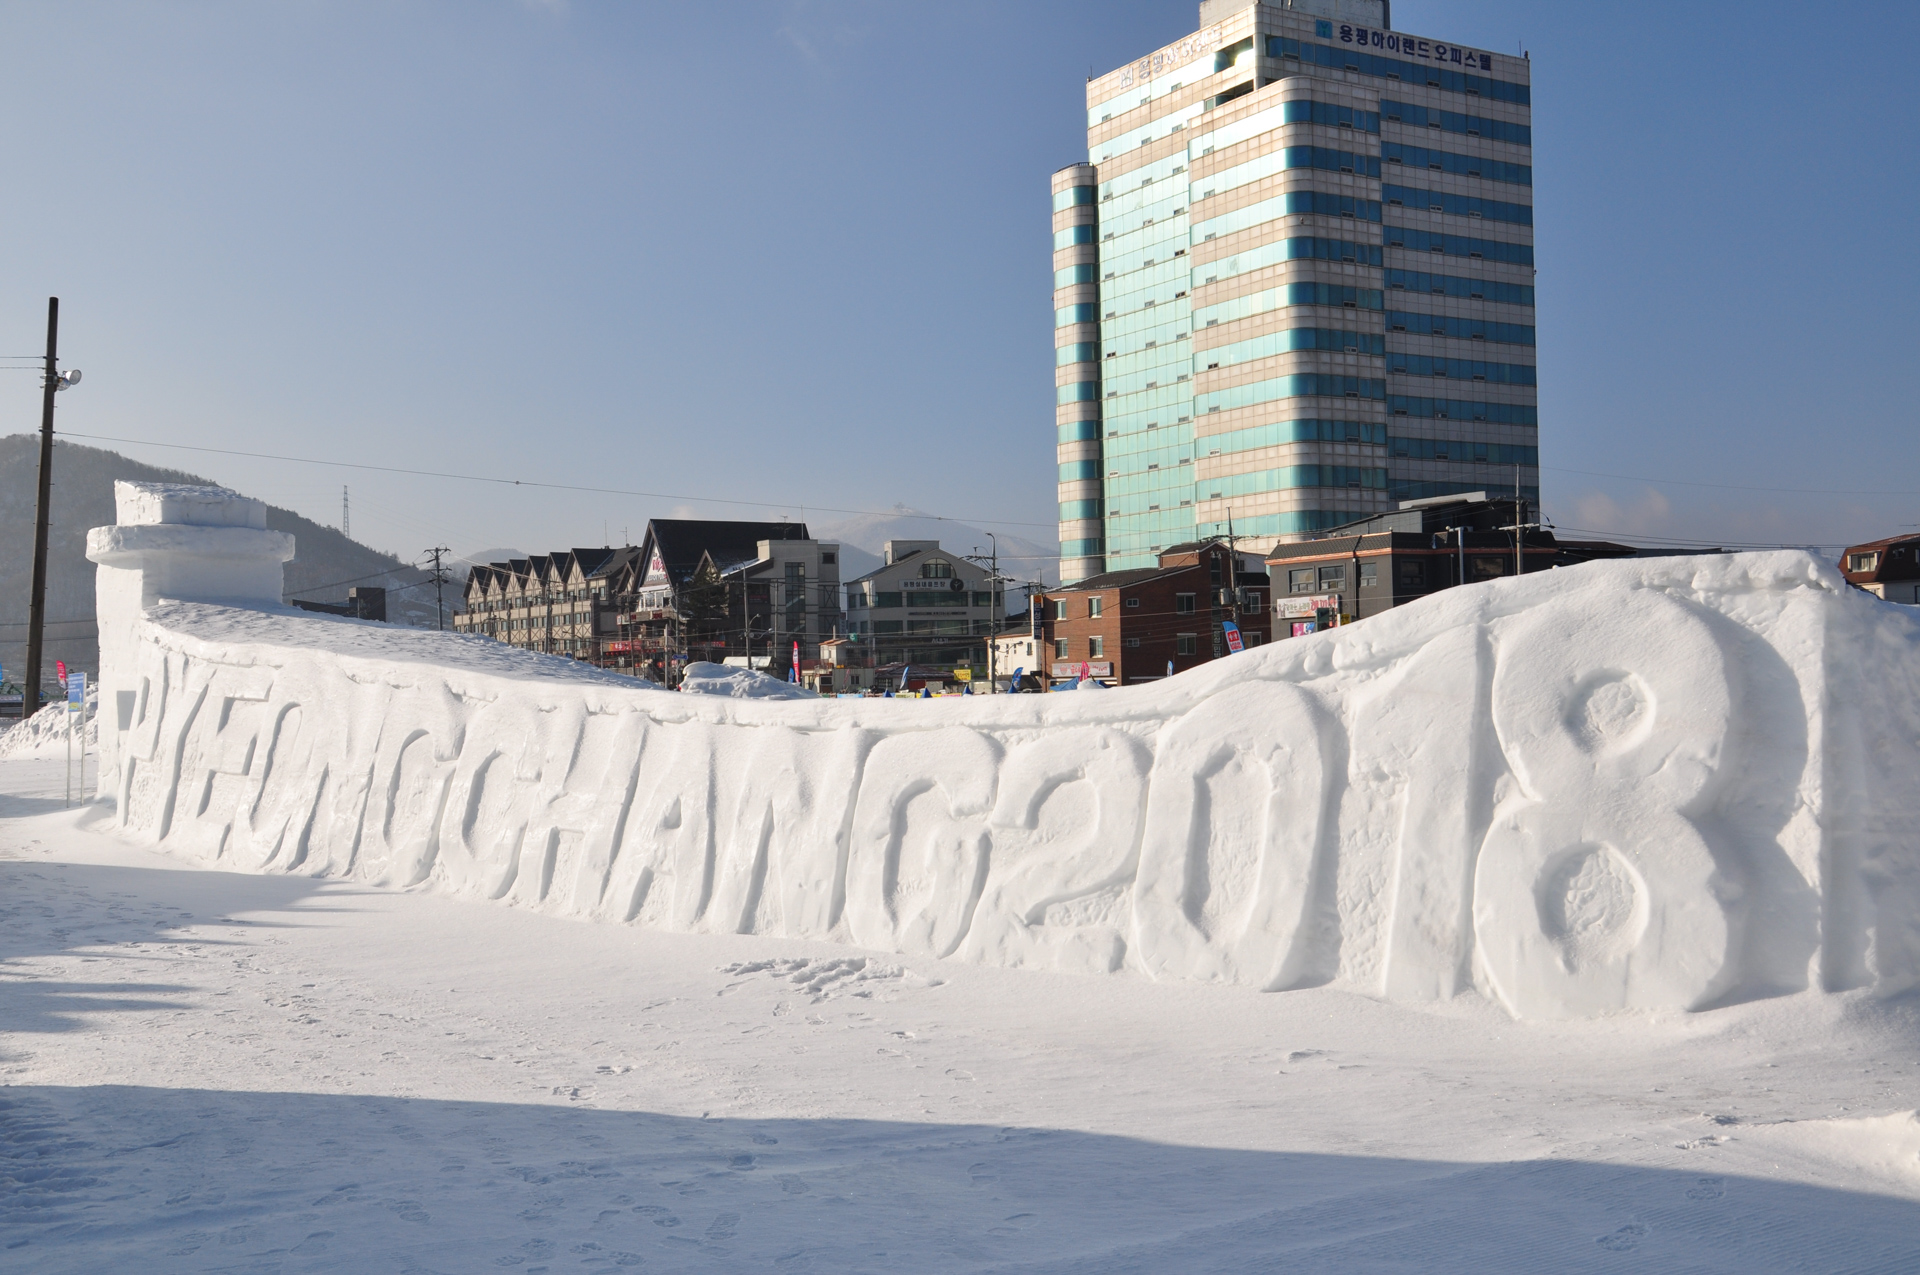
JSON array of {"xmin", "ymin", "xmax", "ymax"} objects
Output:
[
  {"xmin": 54, "ymin": 430, "xmax": 1065, "ymax": 531},
  {"xmin": 1538, "ymin": 464, "xmax": 1917, "ymax": 498},
  {"xmin": 46, "ymin": 434, "xmax": 1875, "ymax": 557}
]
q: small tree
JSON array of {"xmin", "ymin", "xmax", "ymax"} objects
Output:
[{"xmin": 677, "ymin": 560, "xmax": 735, "ymax": 661}]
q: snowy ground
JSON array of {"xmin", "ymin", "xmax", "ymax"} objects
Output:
[{"xmin": 3, "ymin": 758, "xmax": 1918, "ymax": 1273}]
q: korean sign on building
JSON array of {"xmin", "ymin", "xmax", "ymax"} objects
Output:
[
  {"xmin": 1279, "ymin": 594, "xmax": 1343, "ymax": 620},
  {"xmin": 1335, "ymin": 23, "xmax": 1493, "ymax": 71},
  {"xmin": 1111, "ymin": 24, "xmax": 1223, "ymax": 93}
]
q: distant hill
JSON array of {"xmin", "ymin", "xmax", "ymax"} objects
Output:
[
  {"xmin": 815, "ymin": 505, "xmax": 1059, "ymax": 587},
  {"xmin": 0, "ymin": 435, "xmax": 444, "ymax": 683}
]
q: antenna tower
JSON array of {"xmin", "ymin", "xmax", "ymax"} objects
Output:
[{"xmin": 342, "ymin": 486, "xmax": 350, "ymax": 539}]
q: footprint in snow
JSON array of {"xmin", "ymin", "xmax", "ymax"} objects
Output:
[
  {"xmin": 289, "ymin": 1232, "xmax": 332, "ymax": 1255},
  {"xmin": 1595, "ymin": 1223, "xmax": 1647, "ymax": 1252}
]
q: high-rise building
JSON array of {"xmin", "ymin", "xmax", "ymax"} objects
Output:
[{"xmin": 1053, "ymin": 0, "xmax": 1536, "ymax": 580}]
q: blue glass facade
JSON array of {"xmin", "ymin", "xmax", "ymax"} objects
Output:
[{"xmin": 1062, "ymin": 3, "xmax": 1536, "ymax": 577}]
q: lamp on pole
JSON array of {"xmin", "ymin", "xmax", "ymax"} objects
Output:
[
  {"xmin": 964, "ymin": 532, "xmax": 1002, "ymax": 693},
  {"xmin": 24, "ymin": 297, "xmax": 81, "ymax": 721}
]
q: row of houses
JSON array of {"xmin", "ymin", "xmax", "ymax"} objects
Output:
[
  {"xmin": 454, "ymin": 522, "xmax": 843, "ymax": 682},
  {"xmin": 453, "ymin": 521, "xmax": 1009, "ymax": 687},
  {"xmin": 455, "ymin": 504, "xmax": 1920, "ymax": 691}
]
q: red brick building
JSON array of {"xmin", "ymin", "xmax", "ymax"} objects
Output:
[{"xmin": 1034, "ymin": 540, "xmax": 1270, "ymax": 687}]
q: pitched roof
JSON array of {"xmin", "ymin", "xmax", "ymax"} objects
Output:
[
  {"xmin": 1842, "ymin": 533, "xmax": 1920, "ymax": 555},
  {"xmin": 1840, "ymin": 534, "xmax": 1920, "ymax": 585},
  {"xmin": 1051, "ymin": 566, "xmax": 1175, "ymax": 592},
  {"xmin": 643, "ymin": 519, "xmax": 811, "ymax": 588}
]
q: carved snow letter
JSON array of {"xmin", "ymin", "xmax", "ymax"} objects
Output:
[
  {"xmin": 845, "ymin": 728, "xmax": 1000, "ymax": 958},
  {"xmin": 1474, "ymin": 588, "xmax": 1737, "ymax": 1018},
  {"xmin": 966, "ymin": 727, "xmax": 1150, "ymax": 974},
  {"xmin": 1133, "ymin": 683, "xmax": 1335, "ymax": 990}
]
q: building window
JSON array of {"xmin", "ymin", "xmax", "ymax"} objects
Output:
[
  {"xmin": 921, "ymin": 558, "xmax": 954, "ymax": 579},
  {"xmin": 1360, "ymin": 561, "xmax": 1379, "ymax": 587},
  {"xmin": 1850, "ymin": 552, "xmax": 1880, "ymax": 573},
  {"xmin": 1055, "ymin": 638, "xmax": 1070, "ymax": 659},
  {"xmin": 1470, "ymin": 556, "xmax": 1506, "ymax": 580},
  {"xmin": 1175, "ymin": 593, "xmax": 1196, "ymax": 614},
  {"xmin": 1243, "ymin": 590, "xmax": 1264, "ymax": 613},
  {"xmin": 1399, "ymin": 558, "xmax": 1428, "ymax": 587},
  {"xmin": 1244, "ymin": 631, "xmax": 1263, "ymax": 646},
  {"xmin": 1052, "ymin": 599, "xmax": 1069, "ymax": 620},
  {"xmin": 1125, "ymin": 597, "xmax": 1140, "ymax": 608},
  {"xmin": 1088, "ymin": 597, "xmax": 1104, "ymax": 618},
  {"xmin": 1088, "ymin": 636, "xmax": 1105, "ymax": 658},
  {"xmin": 1126, "ymin": 636, "xmax": 1141, "ymax": 648},
  {"xmin": 1176, "ymin": 633, "xmax": 1197, "ymax": 655},
  {"xmin": 1318, "ymin": 565, "xmax": 1347, "ymax": 589},
  {"xmin": 820, "ymin": 552, "xmax": 835, "ymax": 565},
  {"xmin": 1289, "ymin": 568, "xmax": 1315, "ymax": 594}
]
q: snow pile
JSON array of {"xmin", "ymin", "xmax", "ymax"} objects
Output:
[
  {"xmin": 80, "ymin": 483, "xmax": 1920, "ymax": 1019},
  {"xmin": 0, "ymin": 689, "xmax": 97, "ymax": 759},
  {"xmin": 680, "ymin": 661, "xmax": 818, "ymax": 700}
]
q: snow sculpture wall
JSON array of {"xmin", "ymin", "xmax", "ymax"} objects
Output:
[{"xmin": 85, "ymin": 484, "xmax": 1920, "ymax": 1019}]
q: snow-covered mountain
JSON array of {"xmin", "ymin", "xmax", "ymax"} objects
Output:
[{"xmin": 815, "ymin": 505, "xmax": 1058, "ymax": 587}]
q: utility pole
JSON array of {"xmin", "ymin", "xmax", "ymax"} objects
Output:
[
  {"xmin": 1497, "ymin": 505, "xmax": 1543, "ymax": 578},
  {"xmin": 425, "ymin": 546, "xmax": 450, "ymax": 631},
  {"xmin": 342, "ymin": 486, "xmax": 350, "ymax": 540},
  {"xmin": 965, "ymin": 533, "xmax": 1003, "ymax": 692},
  {"xmin": 988, "ymin": 533, "xmax": 998, "ymax": 693},
  {"xmin": 25, "ymin": 298, "xmax": 65, "ymax": 721},
  {"xmin": 1226, "ymin": 509, "xmax": 1240, "ymax": 622}
]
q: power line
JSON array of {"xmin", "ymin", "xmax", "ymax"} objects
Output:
[
  {"xmin": 283, "ymin": 561, "xmax": 428, "ymax": 599},
  {"xmin": 53, "ymin": 430, "xmax": 1064, "ymax": 530},
  {"xmin": 1546, "ymin": 523, "xmax": 1844, "ymax": 551},
  {"xmin": 1540, "ymin": 464, "xmax": 1918, "ymax": 499}
]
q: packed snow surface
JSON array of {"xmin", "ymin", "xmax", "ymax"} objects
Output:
[
  {"xmin": 2, "ymin": 482, "xmax": 1915, "ymax": 1270},
  {"xmin": 2, "ymin": 765, "xmax": 1919, "ymax": 1272},
  {"xmin": 78, "ymin": 484, "xmax": 1920, "ymax": 1021}
]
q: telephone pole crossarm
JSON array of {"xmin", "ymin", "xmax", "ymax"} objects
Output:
[{"xmin": 425, "ymin": 547, "xmax": 451, "ymax": 631}]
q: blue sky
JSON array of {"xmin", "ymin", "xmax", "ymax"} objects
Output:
[{"xmin": 1, "ymin": 1, "xmax": 1913, "ymax": 563}]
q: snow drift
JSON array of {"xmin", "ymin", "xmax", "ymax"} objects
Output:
[
  {"xmin": 678, "ymin": 661, "xmax": 818, "ymax": 700},
  {"xmin": 0, "ymin": 689, "xmax": 98, "ymax": 760},
  {"xmin": 84, "ymin": 482, "xmax": 1920, "ymax": 1019}
]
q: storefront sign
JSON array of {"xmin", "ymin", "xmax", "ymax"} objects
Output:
[
  {"xmin": 1279, "ymin": 593, "xmax": 1341, "ymax": 619},
  {"xmin": 1052, "ymin": 661, "xmax": 1113, "ymax": 678}
]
